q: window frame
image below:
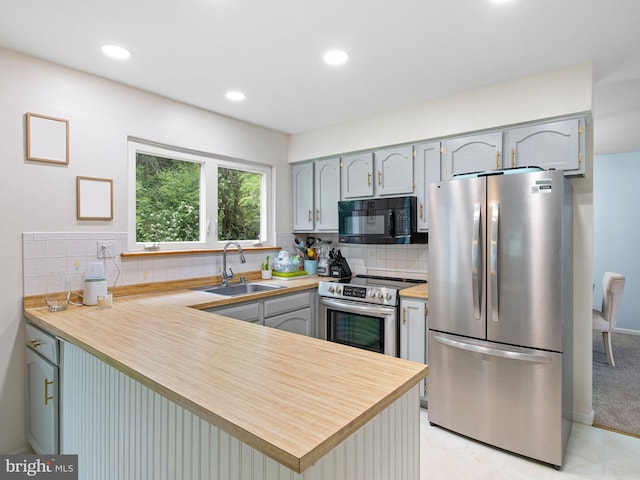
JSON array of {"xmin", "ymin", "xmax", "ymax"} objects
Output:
[{"xmin": 127, "ymin": 139, "xmax": 273, "ymax": 252}]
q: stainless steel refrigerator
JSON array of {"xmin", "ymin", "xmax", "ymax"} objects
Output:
[{"xmin": 428, "ymin": 168, "xmax": 573, "ymax": 469}]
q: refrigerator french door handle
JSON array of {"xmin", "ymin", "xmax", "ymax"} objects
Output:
[
  {"xmin": 433, "ymin": 335, "xmax": 552, "ymax": 364},
  {"xmin": 471, "ymin": 203, "xmax": 481, "ymax": 320},
  {"xmin": 490, "ymin": 201, "xmax": 499, "ymax": 323}
]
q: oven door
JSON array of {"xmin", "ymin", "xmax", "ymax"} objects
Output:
[{"xmin": 319, "ymin": 297, "xmax": 399, "ymax": 356}]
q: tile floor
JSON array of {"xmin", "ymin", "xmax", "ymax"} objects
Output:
[{"xmin": 420, "ymin": 409, "xmax": 640, "ymax": 479}]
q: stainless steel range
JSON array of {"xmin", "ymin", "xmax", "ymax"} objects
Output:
[{"xmin": 318, "ymin": 274, "xmax": 426, "ymax": 357}]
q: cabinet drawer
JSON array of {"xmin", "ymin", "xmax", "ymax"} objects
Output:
[
  {"xmin": 25, "ymin": 323, "xmax": 58, "ymax": 365},
  {"xmin": 264, "ymin": 291, "xmax": 312, "ymax": 318},
  {"xmin": 209, "ymin": 302, "xmax": 262, "ymax": 324}
]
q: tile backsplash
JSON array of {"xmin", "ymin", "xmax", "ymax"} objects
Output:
[
  {"xmin": 22, "ymin": 231, "xmax": 429, "ymax": 296},
  {"xmin": 292, "ymin": 233, "xmax": 429, "ymax": 277}
]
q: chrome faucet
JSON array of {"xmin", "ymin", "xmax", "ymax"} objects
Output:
[{"xmin": 221, "ymin": 241, "xmax": 246, "ymax": 286}]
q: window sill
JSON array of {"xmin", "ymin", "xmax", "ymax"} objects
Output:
[{"xmin": 121, "ymin": 245, "xmax": 282, "ymax": 258}]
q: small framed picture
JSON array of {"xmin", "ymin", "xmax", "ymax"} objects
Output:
[
  {"xmin": 26, "ymin": 112, "xmax": 70, "ymax": 165},
  {"xmin": 76, "ymin": 176, "xmax": 114, "ymax": 220}
]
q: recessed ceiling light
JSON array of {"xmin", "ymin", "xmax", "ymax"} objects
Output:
[
  {"xmin": 225, "ymin": 90, "xmax": 246, "ymax": 102},
  {"xmin": 323, "ymin": 50, "xmax": 349, "ymax": 66},
  {"xmin": 101, "ymin": 44, "xmax": 131, "ymax": 60}
]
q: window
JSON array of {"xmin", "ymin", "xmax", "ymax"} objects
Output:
[
  {"xmin": 136, "ymin": 153, "xmax": 201, "ymax": 243},
  {"xmin": 128, "ymin": 140, "xmax": 272, "ymax": 251}
]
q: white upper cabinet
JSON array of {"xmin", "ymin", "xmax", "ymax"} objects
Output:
[
  {"xmin": 443, "ymin": 132, "xmax": 503, "ymax": 179},
  {"xmin": 374, "ymin": 145, "xmax": 415, "ymax": 196},
  {"xmin": 341, "ymin": 152, "xmax": 374, "ymax": 199},
  {"xmin": 314, "ymin": 158, "xmax": 340, "ymax": 231},
  {"xmin": 414, "ymin": 141, "xmax": 441, "ymax": 231},
  {"xmin": 505, "ymin": 117, "xmax": 585, "ymax": 175},
  {"xmin": 291, "ymin": 162, "xmax": 314, "ymax": 232}
]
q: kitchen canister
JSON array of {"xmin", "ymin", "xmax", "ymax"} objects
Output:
[
  {"xmin": 83, "ymin": 277, "xmax": 108, "ymax": 306},
  {"xmin": 304, "ymin": 259, "xmax": 318, "ymax": 275}
]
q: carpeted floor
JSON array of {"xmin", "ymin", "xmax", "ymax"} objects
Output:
[{"xmin": 592, "ymin": 331, "xmax": 640, "ymax": 437}]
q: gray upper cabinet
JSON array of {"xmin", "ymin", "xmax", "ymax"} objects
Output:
[
  {"xmin": 341, "ymin": 152, "xmax": 374, "ymax": 198},
  {"xmin": 414, "ymin": 141, "xmax": 441, "ymax": 231},
  {"xmin": 293, "ymin": 115, "xmax": 587, "ymax": 233},
  {"xmin": 374, "ymin": 145, "xmax": 415, "ymax": 196},
  {"xmin": 292, "ymin": 162, "xmax": 314, "ymax": 232},
  {"xmin": 314, "ymin": 157, "xmax": 340, "ymax": 231},
  {"xmin": 505, "ymin": 117, "xmax": 585, "ymax": 175},
  {"xmin": 443, "ymin": 132, "xmax": 503, "ymax": 179}
]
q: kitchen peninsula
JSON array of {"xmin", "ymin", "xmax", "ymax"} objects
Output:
[{"xmin": 24, "ymin": 281, "xmax": 428, "ymax": 480}]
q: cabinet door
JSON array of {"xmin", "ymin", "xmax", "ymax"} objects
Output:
[
  {"xmin": 374, "ymin": 146, "xmax": 414, "ymax": 196},
  {"xmin": 26, "ymin": 348, "xmax": 59, "ymax": 454},
  {"xmin": 506, "ymin": 118, "xmax": 585, "ymax": 174},
  {"xmin": 208, "ymin": 301, "xmax": 262, "ymax": 324},
  {"xmin": 443, "ymin": 132, "xmax": 503, "ymax": 179},
  {"xmin": 414, "ymin": 142, "xmax": 441, "ymax": 231},
  {"xmin": 292, "ymin": 162, "xmax": 314, "ymax": 231},
  {"xmin": 400, "ymin": 299, "xmax": 428, "ymax": 400},
  {"xmin": 264, "ymin": 307, "xmax": 313, "ymax": 336},
  {"xmin": 341, "ymin": 152, "xmax": 374, "ymax": 198},
  {"xmin": 314, "ymin": 158, "xmax": 340, "ymax": 231}
]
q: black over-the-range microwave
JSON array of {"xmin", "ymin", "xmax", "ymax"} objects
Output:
[{"xmin": 338, "ymin": 196, "xmax": 427, "ymax": 244}]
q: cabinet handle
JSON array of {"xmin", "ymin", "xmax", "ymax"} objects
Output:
[
  {"xmin": 30, "ymin": 340, "xmax": 41, "ymax": 348},
  {"xmin": 367, "ymin": 172, "xmax": 372, "ymax": 187},
  {"xmin": 315, "ymin": 209, "xmax": 320, "ymax": 222},
  {"xmin": 402, "ymin": 307, "xmax": 406, "ymax": 325},
  {"xmin": 377, "ymin": 171, "xmax": 382, "ymax": 186},
  {"xmin": 307, "ymin": 209, "xmax": 312, "ymax": 222},
  {"xmin": 44, "ymin": 378, "xmax": 54, "ymax": 406},
  {"xmin": 511, "ymin": 148, "xmax": 515, "ymax": 168},
  {"xmin": 495, "ymin": 151, "xmax": 500, "ymax": 169},
  {"xmin": 419, "ymin": 203, "xmax": 423, "ymax": 220}
]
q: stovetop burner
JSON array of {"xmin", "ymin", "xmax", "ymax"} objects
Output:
[
  {"xmin": 318, "ymin": 274, "xmax": 426, "ymax": 306},
  {"xmin": 334, "ymin": 274, "xmax": 426, "ymax": 288}
]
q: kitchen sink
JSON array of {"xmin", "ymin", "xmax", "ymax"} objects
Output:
[{"xmin": 198, "ymin": 283, "xmax": 285, "ymax": 297}]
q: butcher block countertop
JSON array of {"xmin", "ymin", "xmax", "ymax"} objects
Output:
[
  {"xmin": 399, "ymin": 282, "xmax": 429, "ymax": 299},
  {"xmin": 24, "ymin": 276, "xmax": 428, "ymax": 473}
]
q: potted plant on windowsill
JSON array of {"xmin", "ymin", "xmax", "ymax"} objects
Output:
[{"xmin": 261, "ymin": 256, "xmax": 272, "ymax": 279}]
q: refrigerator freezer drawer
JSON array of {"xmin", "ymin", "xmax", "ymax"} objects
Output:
[{"xmin": 428, "ymin": 331, "xmax": 570, "ymax": 468}]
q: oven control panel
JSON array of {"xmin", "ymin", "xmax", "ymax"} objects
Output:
[
  {"xmin": 343, "ymin": 285, "xmax": 367, "ymax": 299},
  {"xmin": 318, "ymin": 281, "xmax": 398, "ymax": 305}
]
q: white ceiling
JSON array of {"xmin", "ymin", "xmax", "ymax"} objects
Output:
[{"xmin": 1, "ymin": 0, "xmax": 639, "ymax": 154}]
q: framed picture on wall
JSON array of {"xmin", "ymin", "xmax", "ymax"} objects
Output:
[
  {"xmin": 76, "ymin": 176, "xmax": 114, "ymax": 220},
  {"xmin": 26, "ymin": 112, "xmax": 70, "ymax": 165}
]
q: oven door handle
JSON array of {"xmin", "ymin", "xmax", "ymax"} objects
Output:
[{"xmin": 320, "ymin": 297, "xmax": 397, "ymax": 316}]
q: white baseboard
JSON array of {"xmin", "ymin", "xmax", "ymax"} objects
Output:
[
  {"xmin": 573, "ymin": 408, "xmax": 595, "ymax": 426},
  {"xmin": 613, "ymin": 327, "xmax": 640, "ymax": 336}
]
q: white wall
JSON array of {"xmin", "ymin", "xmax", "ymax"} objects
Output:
[
  {"xmin": 593, "ymin": 151, "xmax": 640, "ymax": 331},
  {"xmin": 0, "ymin": 47, "xmax": 289, "ymax": 453},
  {"xmin": 289, "ymin": 63, "xmax": 596, "ymax": 424},
  {"xmin": 288, "ymin": 63, "xmax": 593, "ymax": 162}
]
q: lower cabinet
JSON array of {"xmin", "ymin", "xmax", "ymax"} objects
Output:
[
  {"xmin": 25, "ymin": 323, "xmax": 60, "ymax": 454},
  {"xmin": 400, "ymin": 298, "xmax": 428, "ymax": 405},
  {"xmin": 205, "ymin": 289, "xmax": 317, "ymax": 338}
]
